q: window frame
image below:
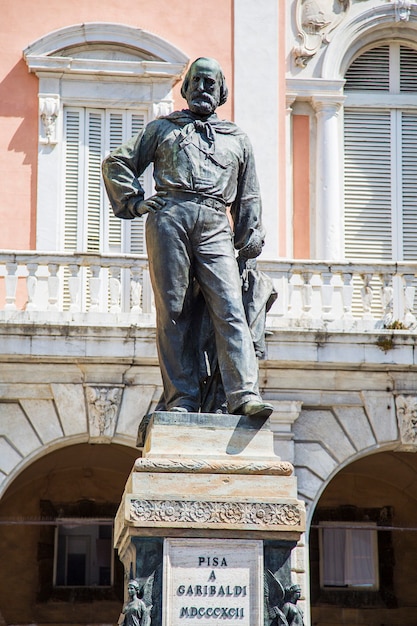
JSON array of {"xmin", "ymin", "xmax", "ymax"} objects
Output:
[
  {"xmin": 319, "ymin": 521, "xmax": 379, "ymax": 591},
  {"xmin": 53, "ymin": 519, "xmax": 114, "ymax": 589},
  {"xmin": 343, "ymin": 42, "xmax": 417, "ymax": 265},
  {"xmin": 23, "ymin": 23, "xmax": 188, "ymax": 253},
  {"xmin": 310, "ymin": 505, "xmax": 396, "ymax": 609}
]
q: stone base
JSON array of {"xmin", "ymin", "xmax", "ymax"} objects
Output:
[{"xmin": 114, "ymin": 412, "xmax": 306, "ymax": 626}]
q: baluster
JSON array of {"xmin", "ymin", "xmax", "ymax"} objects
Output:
[
  {"xmin": 402, "ymin": 273, "xmax": 417, "ymax": 327},
  {"xmin": 301, "ymin": 271, "xmax": 313, "ymax": 318},
  {"xmin": 5, "ymin": 262, "xmax": 18, "ymax": 310},
  {"xmin": 341, "ymin": 273, "xmax": 354, "ymax": 319},
  {"xmin": 321, "ymin": 271, "xmax": 334, "ymax": 321},
  {"xmin": 109, "ymin": 266, "xmax": 121, "ymax": 314},
  {"xmin": 380, "ymin": 273, "xmax": 393, "ymax": 327},
  {"xmin": 142, "ymin": 266, "xmax": 154, "ymax": 314},
  {"xmin": 88, "ymin": 264, "xmax": 101, "ymax": 312},
  {"xmin": 360, "ymin": 273, "xmax": 374, "ymax": 320},
  {"xmin": 25, "ymin": 262, "xmax": 38, "ymax": 311},
  {"xmin": 270, "ymin": 271, "xmax": 287, "ymax": 318},
  {"xmin": 47, "ymin": 263, "xmax": 60, "ymax": 311},
  {"xmin": 67, "ymin": 264, "xmax": 80, "ymax": 312},
  {"xmin": 287, "ymin": 270, "xmax": 302, "ymax": 318},
  {"xmin": 130, "ymin": 265, "xmax": 143, "ymax": 314}
]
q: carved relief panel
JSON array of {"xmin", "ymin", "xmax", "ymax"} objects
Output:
[{"xmin": 293, "ymin": 0, "xmax": 351, "ymax": 67}]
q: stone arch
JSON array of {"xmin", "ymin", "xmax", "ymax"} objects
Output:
[
  {"xmin": 292, "ymin": 390, "xmax": 402, "ymax": 526},
  {"xmin": 24, "ymin": 22, "xmax": 189, "ymax": 75},
  {"xmin": 322, "ymin": 3, "xmax": 417, "ymax": 80},
  {"xmin": 0, "ymin": 442, "xmax": 139, "ymax": 622},
  {"xmin": 0, "ymin": 381, "xmax": 158, "ymax": 499}
]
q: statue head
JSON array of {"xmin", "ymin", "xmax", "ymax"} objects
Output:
[
  {"xmin": 127, "ymin": 579, "xmax": 140, "ymax": 597},
  {"xmin": 181, "ymin": 57, "xmax": 228, "ymax": 116},
  {"xmin": 286, "ymin": 584, "xmax": 301, "ymax": 602}
]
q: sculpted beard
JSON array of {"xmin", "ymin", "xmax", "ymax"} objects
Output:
[{"xmin": 189, "ymin": 92, "xmax": 219, "ymax": 114}]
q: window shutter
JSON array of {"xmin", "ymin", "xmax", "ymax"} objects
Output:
[
  {"xmin": 401, "ymin": 112, "xmax": 417, "ymax": 260},
  {"xmin": 130, "ymin": 113, "xmax": 147, "ymax": 254},
  {"xmin": 400, "ymin": 46, "xmax": 417, "ymax": 92},
  {"xmin": 64, "ymin": 109, "xmax": 83, "ymax": 251},
  {"xmin": 107, "ymin": 112, "xmax": 124, "ymax": 251},
  {"xmin": 86, "ymin": 111, "xmax": 104, "ymax": 253},
  {"xmin": 345, "ymin": 46, "xmax": 390, "ymax": 91},
  {"xmin": 344, "ymin": 109, "xmax": 392, "ymax": 260},
  {"xmin": 64, "ymin": 107, "xmax": 149, "ymax": 258}
]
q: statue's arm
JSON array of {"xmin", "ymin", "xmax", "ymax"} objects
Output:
[
  {"xmin": 230, "ymin": 136, "xmax": 264, "ymax": 253},
  {"xmin": 102, "ymin": 122, "xmax": 159, "ymax": 220}
]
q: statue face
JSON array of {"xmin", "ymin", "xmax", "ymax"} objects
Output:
[
  {"xmin": 128, "ymin": 582, "xmax": 138, "ymax": 597},
  {"xmin": 185, "ymin": 60, "xmax": 221, "ymax": 116},
  {"xmin": 291, "ymin": 586, "xmax": 301, "ymax": 601}
]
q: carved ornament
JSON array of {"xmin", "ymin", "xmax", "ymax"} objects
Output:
[
  {"xmin": 39, "ymin": 96, "xmax": 60, "ymax": 145},
  {"xmin": 130, "ymin": 499, "xmax": 302, "ymax": 527},
  {"xmin": 134, "ymin": 457, "xmax": 293, "ymax": 475},
  {"xmin": 395, "ymin": 394, "xmax": 417, "ymax": 446},
  {"xmin": 293, "ymin": 0, "xmax": 351, "ymax": 68},
  {"xmin": 85, "ymin": 385, "xmax": 123, "ymax": 439},
  {"xmin": 393, "ymin": 0, "xmax": 412, "ymax": 22}
]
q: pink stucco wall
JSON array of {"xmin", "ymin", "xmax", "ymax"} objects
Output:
[{"xmin": 0, "ymin": 0, "xmax": 233, "ymax": 250}]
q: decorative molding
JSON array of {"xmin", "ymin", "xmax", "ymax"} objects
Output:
[
  {"xmin": 153, "ymin": 101, "xmax": 174, "ymax": 118},
  {"xmin": 395, "ymin": 394, "xmax": 417, "ymax": 446},
  {"xmin": 393, "ymin": 0, "xmax": 412, "ymax": 22},
  {"xmin": 39, "ymin": 95, "xmax": 60, "ymax": 145},
  {"xmin": 130, "ymin": 499, "xmax": 302, "ymax": 527},
  {"xmin": 293, "ymin": 0, "xmax": 351, "ymax": 68},
  {"xmin": 24, "ymin": 22, "xmax": 189, "ymax": 79},
  {"xmin": 85, "ymin": 385, "xmax": 123, "ymax": 440},
  {"xmin": 133, "ymin": 458, "xmax": 294, "ymax": 476}
]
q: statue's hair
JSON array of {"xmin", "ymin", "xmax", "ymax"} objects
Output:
[
  {"xmin": 128, "ymin": 579, "xmax": 140, "ymax": 591},
  {"xmin": 181, "ymin": 57, "xmax": 228, "ymax": 106}
]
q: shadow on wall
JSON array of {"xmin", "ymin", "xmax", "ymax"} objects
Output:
[{"xmin": 0, "ymin": 58, "xmax": 39, "ymax": 249}]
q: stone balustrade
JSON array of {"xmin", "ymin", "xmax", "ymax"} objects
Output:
[{"xmin": 0, "ymin": 251, "xmax": 416, "ymax": 330}]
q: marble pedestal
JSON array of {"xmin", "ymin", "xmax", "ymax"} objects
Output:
[{"xmin": 114, "ymin": 412, "xmax": 306, "ymax": 626}]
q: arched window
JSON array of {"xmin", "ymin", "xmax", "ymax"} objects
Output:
[
  {"xmin": 24, "ymin": 23, "xmax": 188, "ymax": 255},
  {"xmin": 344, "ymin": 42, "xmax": 417, "ymax": 262}
]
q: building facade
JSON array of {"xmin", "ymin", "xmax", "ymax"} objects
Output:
[{"xmin": 1, "ymin": 1, "xmax": 417, "ymax": 625}]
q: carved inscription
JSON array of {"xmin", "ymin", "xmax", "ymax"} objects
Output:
[{"xmin": 164, "ymin": 539, "xmax": 263, "ymax": 626}]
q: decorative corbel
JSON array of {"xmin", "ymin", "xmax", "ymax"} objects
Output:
[
  {"xmin": 393, "ymin": 0, "xmax": 412, "ymax": 21},
  {"xmin": 39, "ymin": 95, "xmax": 60, "ymax": 145},
  {"xmin": 395, "ymin": 394, "xmax": 417, "ymax": 449},
  {"xmin": 85, "ymin": 385, "xmax": 123, "ymax": 442},
  {"xmin": 292, "ymin": 0, "xmax": 351, "ymax": 68},
  {"xmin": 153, "ymin": 101, "xmax": 173, "ymax": 119}
]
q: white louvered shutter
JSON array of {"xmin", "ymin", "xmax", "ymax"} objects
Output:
[
  {"xmin": 86, "ymin": 110, "xmax": 104, "ymax": 253},
  {"xmin": 64, "ymin": 107, "xmax": 149, "ymax": 256},
  {"xmin": 106, "ymin": 111, "xmax": 124, "ymax": 251},
  {"xmin": 344, "ymin": 46, "xmax": 390, "ymax": 91},
  {"xmin": 344, "ymin": 44, "xmax": 417, "ymax": 264},
  {"xmin": 344, "ymin": 110, "xmax": 392, "ymax": 261},
  {"xmin": 129, "ymin": 113, "xmax": 147, "ymax": 254},
  {"xmin": 64, "ymin": 109, "xmax": 83, "ymax": 252},
  {"xmin": 62, "ymin": 106, "xmax": 150, "ymax": 310},
  {"xmin": 401, "ymin": 112, "xmax": 417, "ymax": 261}
]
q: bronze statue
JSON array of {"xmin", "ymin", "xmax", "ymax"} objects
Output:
[
  {"xmin": 118, "ymin": 580, "xmax": 147, "ymax": 626},
  {"xmin": 103, "ymin": 57, "xmax": 273, "ymax": 419},
  {"xmin": 264, "ymin": 571, "xmax": 304, "ymax": 626},
  {"xmin": 281, "ymin": 584, "xmax": 304, "ymax": 626}
]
